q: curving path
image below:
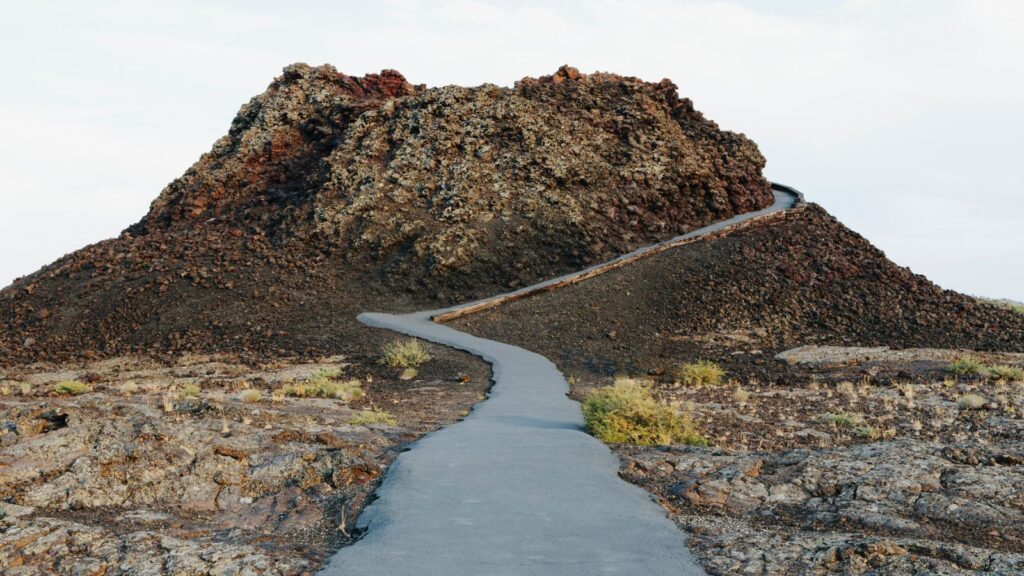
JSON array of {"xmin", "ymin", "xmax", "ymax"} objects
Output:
[{"xmin": 320, "ymin": 184, "xmax": 803, "ymax": 576}]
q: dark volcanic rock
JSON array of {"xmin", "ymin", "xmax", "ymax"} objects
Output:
[
  {"xmin": 453, "ymin": 204, "xmax": 1024, "ymax": 380},
  {"xmin": 0, "ymin": 64, "xmax": 770, "ymax": 365}
]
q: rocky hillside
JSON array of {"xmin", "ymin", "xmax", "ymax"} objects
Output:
[
  {"xmin": 0, "ymin": 64, "xmax": 770, "ymax": 365},
  {"xmin": 453, "ymin": 203, "xmax": 1024, "ymax": 380},
  {"xmin": 139, "ymin": 63, "xmax": 770, "ymax": 294}
]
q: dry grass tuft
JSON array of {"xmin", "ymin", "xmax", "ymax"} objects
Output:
[
  {"xmin": 281, "ymin": 377, "xmax": 363, "ymax": 401},
  {"xmin": 178, "ymin": 384, "xmax": 201, "ymax": 399},
  {"xmin": 54, "ymin": 380, "xmax": 91, "ymax": 395},
  {"xmin": 817, "ymin": 411, "xmax": 880, "ymax": 439},
  {"xmin": 672, "ymin": 361, "xmax": 725, "ymax": 387},
  {"xmin": 957, "ymin": 393, "xmax": 987, "ymax": 410},
  {"xmin": 239, "ymin": 389, "xmax": 262, "ymax": 403},
  {"xmin": 733, "ymin": 386, "xmax": 751, "ymax": 404},
  {"xmin": 349, "ymin": 409, "xmax": 397, "ymax": 426},
  {"xmin": 380, "ymin": 339, "xmax": 432, "ymax": 368}
]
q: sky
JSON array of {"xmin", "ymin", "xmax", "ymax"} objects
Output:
[{"xmin": 0, "ymin": 0, "xmax": 1022, "ymax": 300}]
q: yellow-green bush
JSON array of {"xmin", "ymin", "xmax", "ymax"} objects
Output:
[
  {"xmin": 54, "ymin": 380, "xmax": 91, "ymax": 395},
  {"xmin": 239, "ymin": 389, "xmax": 262, "ymax": 403},
  {"xmin": 282, "ymin": 377, "xmax": 363, "ymax": 401},
  {"xmin": 349, "ymin": 409, "xmax": 397, "ymax": 426},
  {"xmin": 582, "ymin": 380, "xmax": 706, "ymax": 446},
  {"xmin": 380, "ymin": 339, "xmax": 432, "ymax": 368},
  {"xmin": 178, "ymin": 384, "xmax": 201, "ymax": 399},
  {"xmin": 673, "ymin": 360, "xmax": 725, "ymax": 387}
]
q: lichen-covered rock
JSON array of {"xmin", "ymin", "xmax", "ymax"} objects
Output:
[{"xmin": 619, "ymin": 436, "xmax": 1024, "ymax": 575}]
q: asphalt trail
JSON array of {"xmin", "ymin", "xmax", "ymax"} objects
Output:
[{"xmin": 320, "ymin": 185, "xmax": 802, "ymax": 575}]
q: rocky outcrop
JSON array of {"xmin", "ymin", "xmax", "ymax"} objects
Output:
[
  {"xmin": 0, "ymin": 64, "xmax": 770, "ymax": 364},
  {"xmin": 140, "ymin": 63, "xmax": 770, "ymax": 295}
]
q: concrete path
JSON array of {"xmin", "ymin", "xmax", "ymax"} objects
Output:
[{"xmin": 320, "ymin": 185, "xmax": 802, "ymax": 575}]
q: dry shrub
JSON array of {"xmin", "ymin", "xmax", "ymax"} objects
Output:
[{"xmin": 583, "ymin": 379, "xmax": 706, "ymax": 446}]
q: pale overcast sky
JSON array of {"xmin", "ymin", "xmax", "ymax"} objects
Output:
[{"xmin": 1, "ymin": 0, "xmax": 1022, "ymax": 300}]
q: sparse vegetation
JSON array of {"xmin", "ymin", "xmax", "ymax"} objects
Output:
[
  {"xmin": 989, "ymin": 365, "xmax": 1024, "ymax": 382},
  {"xmin": 281, "ymin": 377, "xmax": 363, "ymax": 401},
  {"xmin": 732, "ymin": 386, "xmax": 751, "ymax": 404},
  {"xmin": 311, "ymin": 367, "xmax": 342, "ymax": 380},
  {"xmin": 977, "ymin": 296, "xmax": 1024, "ymax": 315},
  {"xmin": 399, "ymin": 368, "xmax": 418, "ymax": 381},
  {"xmin": 380, "ymin": 339, "xmax": 432, "ymax": 368},
  {"xmin": 349, "ymin": 409, "xmax": 397, "ymax": 426},
  {"xmin": 119, "ymin": 381, "xmax": 139, "ymax": 395},
  {"xmin": 583, "ymin": 378, "xmax": 707, "ymax": 446},
  {"xmin": 161, "ymin": 392, "xmax": 175, "ymax": 413},
  {"xmin": 239, "ymin": 389, "xmax": 262, "ymax": 403},
  {"xmin": 54, "ymin": 380, "xmax": 91, "ymax": 395},
  {"xmin": 818, "ymin": 412, "xmax": 861, "ymax": 428},
  {"xmin": 948, "ymin": 358, "xmax": 986, "ymax": 377},
  {"xmin": 836, "ymin": 381, "xmax": 858, "ymax": 402},
  {"xmin": 178, "ymin": 384, "xmax": 201, "ymax": 399},
  {"xmin": 672, "ymin": 360, "xmax": 725, "ymax": 387},
  {"xmin": 947, "ymin": 358, "xmax": 1023, "ymax": 382},
  {"xmin": 957, "ymin": 393, "xmax": 987, "ymax": 410},
  {"xmin": 817, "ymin": 412, "xmax": 882, "ymax": 439}
]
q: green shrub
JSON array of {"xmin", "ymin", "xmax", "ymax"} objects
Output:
[
  {"xmin": 673, "ymin": 360, "xmax": 725, "ymax": 387},
  {"xmin": 989, "ymin": 365, "xmax": 1024, "ymax": 382},
  {"xmin": 582, "ymin": 380, "xmax": 706, "ymax": 446},
  {"xmin": 349, "ymin": 409, "xmax": 397, "ymax": 426},
  {"xmin": 948, "ymin": 358, "xmax": 986, "ymax": 376},
  {"xmin": 54, "ymin": 380, "xmax": 91, "ymax": 395},
  {"xmin": 380, "ymin": 339, "xmax": 432, "ymax": 368}
]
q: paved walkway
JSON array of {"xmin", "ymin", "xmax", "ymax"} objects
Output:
[{"xmin": 321, "ymin": 185, "xmax": 801, "ymax": 575}]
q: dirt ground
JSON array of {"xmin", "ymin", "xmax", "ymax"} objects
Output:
[{"xmin": 0, "ymin": 341, "xmax": 490, "ymax": 574}]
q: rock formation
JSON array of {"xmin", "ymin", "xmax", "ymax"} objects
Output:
[{"xmin": 0, "ymin": 64, "xmax": 771, "ymax": 364}]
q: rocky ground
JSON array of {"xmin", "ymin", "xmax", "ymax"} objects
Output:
[
  {"xmin": 588, "ymin": 346, "xmax": 1024, "ymax": 575},
  {"xmin": 0, "ymin": 344, "xmax": 490, "ymax": 574}
]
